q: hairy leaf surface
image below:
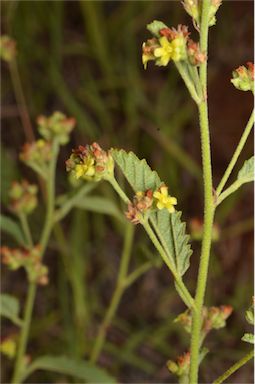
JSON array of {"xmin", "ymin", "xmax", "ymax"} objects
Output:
[
  {"xmin": 111, "ymin": 149, "xmax": 162, "ymax": 192},
  {"xmin": 151, "ymin": 210, "xmax": 192, "ymax": 276}
]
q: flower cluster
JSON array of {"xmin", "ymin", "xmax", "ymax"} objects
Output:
[
  {"xmin": 1, "ymin": 245, "xmax": 48, "ymax": 285},
  {"xmin": 125, "ymin": 185, "xmax": 177, "ymax": 224},
  {"xmin": 20, "ymin": 139, "xmax": 52, "ymax": 178},
  {"xmin": 142, "ymin": 21, "xmax": 205, "ymax": 68},
  {"xmin": 231, "ymin": 62, "xmax": 254, "ymax": 92},
  {"xmin": 37, "ymin": 111, "xmax": 76, "ymax": 145},
  {"xmin": 167, "ymin": 351, "xmax": 190, "ymax": 377},
  {"xmin": 0, "ymin": 35, "xmax": 16, "ymax": 62},
  {"xmin": 175, "ymin": 305, "xmax": 233, "ymax": 335},
  {"xmin": 9, "ymin": 180, "xmax": 38, "ymax": 216},
  {"xmin": 66, "ymin": 142, "xmax": 114, "ymax": 182},
  {"xmin": 125, "ymin": 190, "xmax": 154, "ymax": 224},
  {"xmin": 182, "ymin": 0, "xmax": 222, "ymax": 28}
]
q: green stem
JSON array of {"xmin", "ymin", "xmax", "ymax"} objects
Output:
[
  {"xmin": 212, "ymin": 350, "xmax": 254, "ymax": 384},
  {"xmin": 142, "ymin": 219, "xmax": 195, "ymax": 310},
  {"xmin": 11, "ymin": 141, "xmax": 59, "ymax": 384},
  {"xmin": 11, "ymin": 283, "xmax": 36, "ymax": 384},
  {"xmin": 40, "ymin": 140, "xmax": 59, "ymax": 254},
  {"xmin": 9, "ymin": 60, "xmax": 34, "ymax": 142},
  {"xmin": 216, "ymin": 109, "xmax": 254, "ymax": 196},
  {"xmin": 108, "ymin": 177, "xmax": 131, "ymax": 205},
  {"xmin": 19, "ymin": 214, "xmax": 33, "ymax": 248},
  {"xmin": 124, "ymin": 261, "xmax": 153, "ymax": 288},
  {"xmin": 189, "ymin": 1, "xmax": 214, "ymax": 383},
  {"xmin": 90, "ymin": 224, "xmax": 134, "ymax": 363},
  {"xmin": 216, "ymin": 177, "xmax": 250, "ymax": 206},
  {"xmin": 175, "ymin": 62, "xmax": 201, "ymax": 105}
]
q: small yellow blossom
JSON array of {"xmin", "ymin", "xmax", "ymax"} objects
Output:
[
  {"xmin": 154, "ymin": 36, "xmax": 173, "ymax": 66},
  {"xmin": 0, "ymin": 338, "xmax": 16, "ymax": 359},
  {"xmin": 74, "ymin": 157, "xmax": 95, "ymax": 179},
  {"xmin": 153, "ymin": 185, "xmax": 177, "ymax": 213}
]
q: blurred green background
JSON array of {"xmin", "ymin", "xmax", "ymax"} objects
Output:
[{"xmin": 1, "ymin": 1, "xmax": 254, "ymax": 383}]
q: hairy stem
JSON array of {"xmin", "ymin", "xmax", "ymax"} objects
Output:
[
  {"xmin": 90, "ymin": 224, "xmax": 134, "ymax": 363},
  {"xmin": 216, "ymin": 109, "xmax": 254, "ymax": 196},
  {"xmin": 212, "ymin": 350, "xmax": 254, "ymax": 384},
  {"xmin": 189, "ymin": 1, "xmax": 214, "ymax": 383}
]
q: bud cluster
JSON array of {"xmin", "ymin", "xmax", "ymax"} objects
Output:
[
  {"xmin": 125, "ymin": 190, "xmax": 154, "ymax": 224},
  {"xmin": 1, "ymin": 245, "xmax": 48, "ymax": 285},
  {"xmin": 66, "ymin": 142, "xmax": 114, "ymax": 182},
  {"xmin": 0, "ymin": 35, "xmax": 16, "ymax": 62},
  {"xmin": 20, "ymin": 139, "xmax": 52, "ymax": 178},
  {"xmin": 9, "ymin": 180, "xmax": 38, "ymax": 216},
  {"xmin": 182, "ymin": 0, "xmax": 222, "ymax": 28},
  {"xmin": 125, "ymin": 185, "xmax": 177, "ymax": 225},
  {"xmin": 231, "ymin": 62, "xmax": 254, "ymax": 92},
  {"xmin": 142, "ymin": 21, "xmax": 205, "ymax": 68},
  {"xmin": 175, "ymin": 305, "xmax": 233, "ymax": 336},
  {"xmin": 37, "ymin": 111, "xmax": 76, "ymax": 145},
  {"xmin": 167, "ymin": 351, "xmax": 190, "ymax": 377}
]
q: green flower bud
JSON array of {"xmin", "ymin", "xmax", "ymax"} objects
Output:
[{"xmin": 37, "ymin": 111, "xmax": 76, "ymax": 145}]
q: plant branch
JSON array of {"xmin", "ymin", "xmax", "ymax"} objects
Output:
[
  {"xmin": 11, "ymin": 283, "xmax": 36, "ymax": 384},
  {"xmin": 216, "ymin": 109, "xmax": 254, "ymax": 196},
  {"xmin": 90, "ymin": 223, "xmax": 134, "ymax": 363},
  {"xmin": 11, "ymin": 141, "xmax": 59, "ymax": 384},
  {"xmin": 19, "ymin": 214, "xmax": 33, "ymax": 248},
  {"xmin": 212, "ymin": 349, "xmax": 254, "ymax": 384},
  {"xmin": 189, "ymin": 1, "xmax": 215, "ymax": 383},
  {"xmin": 109, "ymin": 176, "xmax": 195, "ymax": 309}
]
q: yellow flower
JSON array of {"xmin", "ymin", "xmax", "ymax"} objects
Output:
[
  {"xmin": 153, "ymin": 185, "xmax": 177, "ymax": 213},
  {"xmin": 0, "ymin": 338, "xmax": 16, "ymax": 359},
  {"xmin": 74, "ymin": 157, "xmax": 95, "ymax": 179},
  {"xmin": 154, "ymin": 36, "xmax": 173, "ymax": 66}
]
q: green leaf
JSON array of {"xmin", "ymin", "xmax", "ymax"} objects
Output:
[
  {"xmin": 237, "ymin": 156, "xmax": 254, "ymax": 184},
  {"xmin": 75, "ymin": 196, "xmax": 124, "ymax": 222},
  {"xmin": 111, "ymin": 149, "xmax": 162, "ymax": 192},
  {"xmin": 242, "ymin": 333, "xmax": 254, "ymax": 344},
  {"xmin": 150, "ymin": 210, "xmax": 192, "ymax": 276},
  {"xmin": 147, "ymin": 20, "xmax": 168, "ymax": 37},
  {"xmin": 0, "ymin": 214, "xmax": 25, "ymax": 246},
  {"xmin": 0, "ymin": 293, "xmax": 22, "ymax": 326},
  {"xmin": 21, "ymin": 355, "xmax": 116, "ymax": 383},
  {"xmin": 111, "ymin": 149, "xmax": 192, "ymax": 276},
  {"xmin": 217, "ymin": 156, "xmax": 254, "ymax": 205}
]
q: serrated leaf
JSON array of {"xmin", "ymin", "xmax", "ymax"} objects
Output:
[
  {"xmin": 150, "ymin": 210, "xmax": 192, "ymax": 276},
  {"xmin": 75, "ymin": 196, "xmax": 124, "ymax": 222},
  {"xmin": 147, "ymin": 20, "xmax": 168, "ymax": 37},
  {"xmin": 242, "ymin": 333, "xmax": 254, "ymax": 344},
  {"xmin": 0, "ymin": 214, "xmax": 26, "ymax": 246},
  {"xmin": 237, "ymin": 156, "xmax": 254, "ymax": 184},
  {"xmin": 0, "ymin": 293, "xmax": 22, "ymax": 326},
  {"xmin": 111, "ymin": 149, "xmax": 161, "ymax": 192},
  {"xmin": 20, "ymin": 355, "xmax": 116, "ymax": 383}
]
